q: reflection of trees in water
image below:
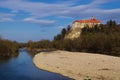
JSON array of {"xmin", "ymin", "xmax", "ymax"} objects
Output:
[
  {"xmin": 19, "ymin": 48, "xmax": 34, "ymax": 58},
  {"xmin": 12, "ymin": 52, "xmax": 19, "ymax": 58},
  {"xmin": 0, "ymin": 56, "xmax": 11, "ymax": 63},
  {"xmin": 0, "ymin": 52, "xmax": 19, "ymax": 62},
  {"xmin": 27, "ymin": 50, "xmax": 36, "ymax": 58}
]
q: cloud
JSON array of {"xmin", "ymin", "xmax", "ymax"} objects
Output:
[
  {"xmin": 0, "ymin": 0, "xmax": 70, "ymax": 17},
  {"xmin": 0, "ymin": 12, "xmax": 15, "ymax": 22},
  {"xmin": 0, "ymin": 18, "xmax": 14, "ymax": 22},
  {"xmin": 92, "ymin": 0, "xmax": 114, "ymax": 5},
  {"xmin": 23, "ymin": 18, "xmax": 55, "ymax": 26},
  {"xmin": 0, "ymin": 12, "xmax": 15, "ymax": 17},
  {"xmin": 0, "ymin": 0, "xmax": 120, "ymax": 23}
]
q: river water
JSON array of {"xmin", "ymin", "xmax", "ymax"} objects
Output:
[{"xmin": 0, "ymin": 49, "xmax": 71, "ymax": 80}]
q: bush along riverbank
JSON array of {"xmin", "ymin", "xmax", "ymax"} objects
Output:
[{"xmin": 0, "ymin": 39, "xmax": 19, "ymax": 57}]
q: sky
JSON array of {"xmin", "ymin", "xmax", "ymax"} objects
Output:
[{"xmin": 0, "ymin": 0, "xmax": 120, "ymax": 42}]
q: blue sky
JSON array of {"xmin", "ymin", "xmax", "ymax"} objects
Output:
[{"xmin": 0, "ymin": 0, "xmax": 120, "ymax": 42}]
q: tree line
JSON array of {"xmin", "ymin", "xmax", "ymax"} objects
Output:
[
  {"xmin": 0, "ymin": 20, "xmax": 118, "ymax": 57},
  {"xmin": 26, "ymin": 20, "xmax": 120, "ymax": 56}
]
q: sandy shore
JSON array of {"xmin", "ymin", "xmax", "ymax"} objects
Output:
[{"xmin": 33, "ymin": 50, "xmax": 120, "ymax": 80}]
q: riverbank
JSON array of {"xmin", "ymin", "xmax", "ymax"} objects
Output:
[
  {"xmin": 26, "ymin": 47, "xmax": 56, "ymax": 53},
  {"xmin": 33, "ymin": 50, "xmax": 120, "ymax": 80}
]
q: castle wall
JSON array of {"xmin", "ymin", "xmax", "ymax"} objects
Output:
[{"xmin": 73, "ymin": 22, "xmax": 100, "ymax": 29}]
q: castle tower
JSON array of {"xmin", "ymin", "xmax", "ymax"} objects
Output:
[{"xmin": 91, "ymin": 16, "xmax": 96, "ymax": 20}]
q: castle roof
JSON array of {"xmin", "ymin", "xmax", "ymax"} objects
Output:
[{"xmin": 73, "ymin": 17, "xmax": 100, "ymax": 23}]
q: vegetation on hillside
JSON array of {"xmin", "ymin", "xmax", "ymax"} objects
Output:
[
  {"xmin": 78, "ymin": 22, "xmax": 120, "ymax": 56},
  {"xmin": 53, "ymin": 20, "xmax": 120, "ymax": 56},
  {"xmin": 26, "ymin": 20, "xmax": 120, "ymax": 56}
]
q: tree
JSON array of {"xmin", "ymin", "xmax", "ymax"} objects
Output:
[
  {"xmin": 67, "ymin": 25, "xmax": 71, "ymax": 32},
  {"xmin": 54, "ymin": 34, "xmax": 62, "ymax": 41},
  {"xmin": 61, "ymin": 28, "xmax": 67, "ymax": 39},
  {"xmin": 107, "ymin": 20, "xmax": 117, "ymax": 27},
  {"xmin": 112, "ymin": 20, "xmax": 117, "ymax": 27}
]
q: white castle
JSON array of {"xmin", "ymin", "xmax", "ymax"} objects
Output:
[
  {"xmin": 72, "ymin": 16, "xmax": 101, "ymax": 29},
  {"xmin": 65, "ymin": 16, "xmax": 101, "ymax": 39}
]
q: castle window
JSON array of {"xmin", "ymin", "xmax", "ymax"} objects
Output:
[{"xmin": 77, "ymin": 22, "xmax": 80, "ymax": 27}]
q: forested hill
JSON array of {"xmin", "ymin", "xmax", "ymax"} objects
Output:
[
  {"xmin": 26, "ymin": 20, "xmax": 120, "ymax": 57},
  {"xmin": 53, "ymin": 20, "xmax": 120, "ymax": 56}
]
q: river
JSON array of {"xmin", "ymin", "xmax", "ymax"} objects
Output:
[{"xmin": 0, "ymin": 49, "xmax": 71, "ymax": 80}]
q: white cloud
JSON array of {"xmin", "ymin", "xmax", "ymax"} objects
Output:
[
  {"xmin": 0, "ymin": 12, "xmax": 15, "ymax": 22},
  {"xmin": 23, "ymin": 18, "xmax": 55, "ymax": 25},
  {"xmin": 0, "ymin": 18, "xmax": 14, "ymax": 22},
  {"xmin": 0, "ymin": 0, "xmax": 120, "ymax": 23},
  {"xmin": 0, "ymin": 0, "xmax": 70, "ymax": 17},
  {"xmin": 0, "ymin": 12, "xmax": 15, "ymax": 17},
  {"xmin": 92, "ymin": 0, "xmax": 115, "ymax": 5}
]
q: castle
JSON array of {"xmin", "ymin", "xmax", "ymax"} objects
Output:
[
  {"xmin": 72, "ymin": 16, "xmax": 101, "ymax": 29},
  {"xmin": 65, "ymin": 17, "xmax": 101, "ymax": 39}
]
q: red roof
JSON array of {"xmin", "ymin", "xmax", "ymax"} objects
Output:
[{"xmin": 73, "ymin": 17, "xmax": 100, "ymax": 23}]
